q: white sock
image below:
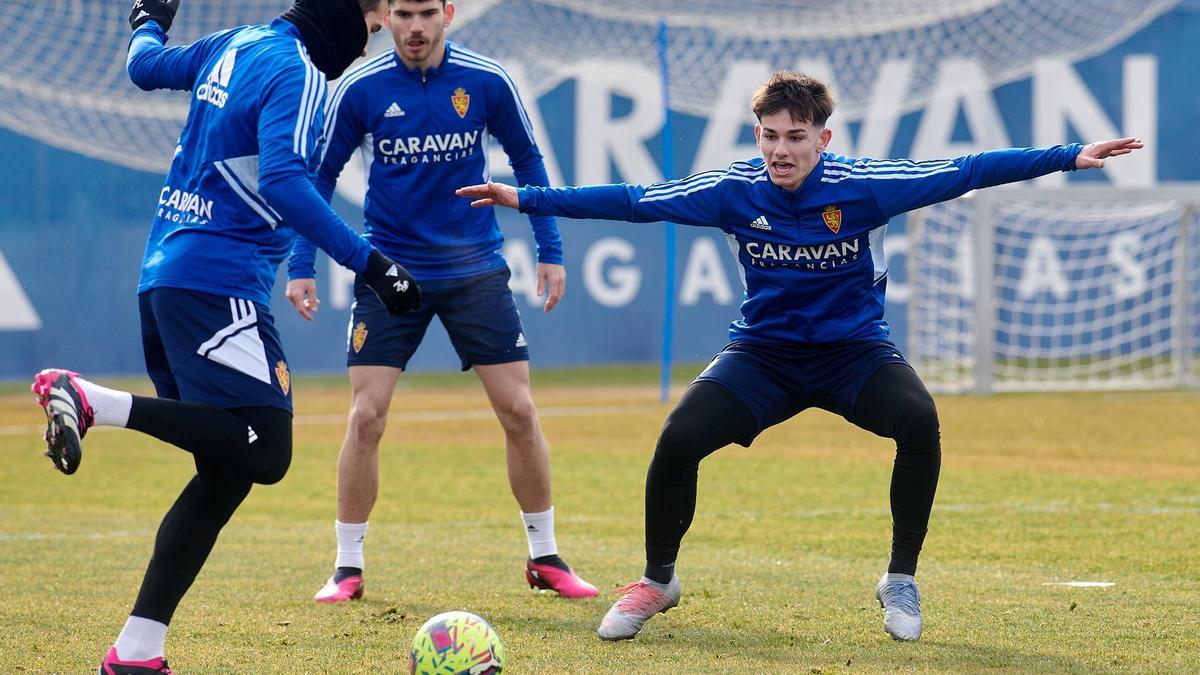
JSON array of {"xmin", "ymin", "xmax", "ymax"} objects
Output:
[
  {"xmin": 75, "ymin": 377, "xmax": 133, "ymax": 428},
  {"xmin": 114, "ymin": 615, "xmax": 168, "ymax": 661},
  {"xmin": 521, "ymin": 507, "xmax": 558, "ymax": 559},
  {"xmin": 335, "ymin": 520, "xmax": 368, "ymax": 570}
]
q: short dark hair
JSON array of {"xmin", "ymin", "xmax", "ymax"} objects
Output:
[
  {"xmin": 750, "ymin": 71, "xmax": 836, "ymax": 126},
  {"xmin": 358, "ymin": 0, "xmax": 383, "ymax": 12},
  {"xmin": 386, "ymin": 0, "xmax": 447, "ymax": 5}
]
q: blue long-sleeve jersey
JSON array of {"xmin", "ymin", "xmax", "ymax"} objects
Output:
[
  {"xmin": 520, "ymin": 145, "xmax": 1083, "ymax": 345},
  {"xmin": 287, "ymin": 42, "xmax": 561, "ymax": 281},
  {"xmin": 127, "ymin": 19, "xmax": 374, "ymax": 305}
]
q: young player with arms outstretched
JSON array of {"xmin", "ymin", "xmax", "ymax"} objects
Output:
[
  {"xmin": 31, "ymin": 1, "xmax": 421, "ymax": 672},
  {"xmin": 459, "ymin": 71, "xmax": 1143, "ymax": 642},
  {"xmin": 285, "ymin": 0, "xmax": 595, "ymax": 603}
]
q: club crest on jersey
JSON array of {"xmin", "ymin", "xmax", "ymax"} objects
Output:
[
  {"xmin": 352, "ymin": 322, "xmax": 368, "ymax": 353},
  {"xmin": 451, "ymin": 87, "xmax": 470, "ymax": 118},
  {"xmin": 822, "ymin": 205, "xmax": 843, "ymax": 233},
  {"xmin": 275, "ymin": 360, "xmax": 290, "ymax": 395}
]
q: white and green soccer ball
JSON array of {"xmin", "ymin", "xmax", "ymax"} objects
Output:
[{"xmin": 409, "ymin": 611, "xmax": 504, "ymax": 675}]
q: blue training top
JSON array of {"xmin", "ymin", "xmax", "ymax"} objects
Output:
[
  {"xmin": 287, "ymin": 42, "xmax": 562, "ymax": 282},
  {"xmin": 127, "ymin": 19, "xmax": 374, "ymax": 305},
  {"xmin": 518, "ymin": 145, "xmax": 1083, "ymax": 346}
]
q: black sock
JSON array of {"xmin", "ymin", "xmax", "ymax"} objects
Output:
[
  {"xmin": 643, "ymin": 554, "xmax": 676, "ymax": 585},
  {"xmin": 333, "ymin": 566, "xmax": 362, "ymax": 582},
  {"xmin": 532, "ymin": 554, "xmax": 571, "ymax": 573},
  {"xmin": 887, "ymin": 528, "xmax": 925, "ymax": 576}
]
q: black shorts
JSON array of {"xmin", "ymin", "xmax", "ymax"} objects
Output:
[
  {"xmin": 139, "ymin": 287, "xmax": 293, "ymax": 412},
  {"xmin": 695, "ymin": 339, "xmax": 912, "ymax": 441}
]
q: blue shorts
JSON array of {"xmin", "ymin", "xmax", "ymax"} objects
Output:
[
  {"xmin": 139, "ymin": 287, "xmax": 293, "ymax": 412},
  {"xmin": 694, "ymin": 339, "xmax": 911, "ymax": 444},
  {"xmin": 346, "ymin": 268, "xmax": 529, "ymax": 371}
]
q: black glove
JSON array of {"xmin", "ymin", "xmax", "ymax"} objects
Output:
[
  {"xmin": 363, "ymin": 250, "xmax": 421, "ymax": 316},
  {"xmin": 130, "ymin": 0, "xmax": 181, "ymax": 32}
]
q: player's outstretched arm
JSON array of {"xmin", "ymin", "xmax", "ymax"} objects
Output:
[
  {"xmin": 457, "ymin": 181, "xmax": 520, "ymax": 209},
  {"xmin": 459, "ymin": 177, "xmax": 724, "ymax": 228},
  {"xmin": 1076, "ymin": 137, "xmax": 1144, "ymax": 169},
  {"xmin": 870, "ymin": 139, "xmax": 1146, "ymax": 218},
  {"xmin": 458, "ymin": 183, "xmax": 565, "ymax": 311}
]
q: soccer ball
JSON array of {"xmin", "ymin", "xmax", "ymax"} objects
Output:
[{"xmin": 409, "ymin": 611, "xmax": 504, "ymax": 675}]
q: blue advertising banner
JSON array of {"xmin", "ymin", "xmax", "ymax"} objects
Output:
[{"xmin": 0, "ymin": 3, "xmax": 1196, "ymax": 379}]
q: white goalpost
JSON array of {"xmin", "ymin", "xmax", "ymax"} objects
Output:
[{"xmin": 907, "ymin": 186, "xmax": 1200, "ymax": 393}]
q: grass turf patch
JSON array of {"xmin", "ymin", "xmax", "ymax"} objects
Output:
[{"xmin": 1, "ymin": 369, "xmax": 1198, "ymax": 672}]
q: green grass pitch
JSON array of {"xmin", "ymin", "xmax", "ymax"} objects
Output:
[{"xmin": 2, "ymin": 365, "xmax": 1198, "ymax": 673}]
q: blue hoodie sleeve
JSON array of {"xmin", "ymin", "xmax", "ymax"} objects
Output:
[
  {"xmin": 483, "ymin": 70, "xmax": 562, "ymax": 264},
  {"xmin": 126, "ymin": 22, "xmax": 233, "ymax": 91},
  {"xmin": 315, "ymin": 75, "xmax": 370, "ymax": 204},
  {"xmin": 287, "ymin": 235, "xmax": 319, "ymax": 281},
  {"xmin": 517, "ymin": 168, "xmax": 727, "ymax": 228},
  {"xmin": 865, "ymin": 144, "xmax": 1083, "ymax": 218},
  {"xmin": 256, "ymin": 59, "xmax": 373, "ymax": 274},
  {"xmin": 287, "ymin": 75, "xmax": 370, "ymax": 280}
]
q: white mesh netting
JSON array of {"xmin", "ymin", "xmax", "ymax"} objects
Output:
[
  {"xmin": 0, "ymin": 0, "xmax": 1180, "ymax": 173},
  {"xmin": 909, "ymin": 199, "xmax": 978, "ymax": 390},
  {"xmin": 911, "ymin": 195, "xmax": 1196, "ymax": 393}
]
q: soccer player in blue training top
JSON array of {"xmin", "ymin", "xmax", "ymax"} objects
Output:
[
  {"xmin": 30, "ymin": 0, "xmax": 421, "ymax": 672},
  {"xmin": 458, "ymin": 71, "xmax": 1144, "ymax": 642},
  {"xmin": 285, "ymin": 0, "xmax": 596, "ymax": 602}
]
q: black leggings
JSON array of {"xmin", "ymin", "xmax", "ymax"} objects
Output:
[
  {"xmin": 644, "ymin": 364, "xmax": 941, "ymax": 581},
  {"xmin": 125, "ymin": 399, "xmax": 293, "ymax": 624}
]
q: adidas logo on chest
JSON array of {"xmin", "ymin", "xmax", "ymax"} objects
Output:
[
  {"xmin": 384, "ymin": 102, "xmax": 406, "ymax": 118},
  {"xmin": 749, "ymin": 215, "xmax": 772, "ymax": 231}
]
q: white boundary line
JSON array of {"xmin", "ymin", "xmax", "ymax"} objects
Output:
[
  {"xmin": 0, "ymin": 531, "xmax": 152, "ymax": 542},
  {"xmin": 0, "ymin": 403, "xmax": 653, "ymax": 437}
]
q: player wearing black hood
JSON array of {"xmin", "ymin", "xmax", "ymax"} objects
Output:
[
  {"xmin": 32, "ymin": 2, "xmax": 407, "ymax": 673},
  {"xmin": 280, "ymin": 0, "xmax": 381, "ymax": 79}
]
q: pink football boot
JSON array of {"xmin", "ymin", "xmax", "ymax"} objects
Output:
[
  {"xmin": 31, "ymin": 368, "xmax": 94, "ymax": 475},
  {"xmin": 525, "ymin": 558, "xmax": 598, "ymax": 598},
  {"xmin": 99, "ymin": 646, "xmax": 174, "ymax": 674},
  {"xmin": 314, "ymin": 574, "xmax": 365, "ymax": 603}
]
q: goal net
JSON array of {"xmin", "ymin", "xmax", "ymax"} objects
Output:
[
  {"xmin": 909, "ymin": 188, "xmax": 1199, "ymax": 393},
  {"xmin": 0, "ymin": 0, "xmax": 1179, "ymax": 173}
]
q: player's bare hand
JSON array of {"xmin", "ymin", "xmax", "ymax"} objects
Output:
[
  {"xmin": 537, "ymin": 263, "xmax": 566, "ymax": 312},
  {"xmin": 1076, "ymin": 137, "xmax": 1144, "ymax": 170},
  {"xmin": 286, "ymin": 278, "xmax": 321, "ymax": 321},
  {"xmin": 456, "ymin": 181, "xmax": 519, "ymax": 210}
]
